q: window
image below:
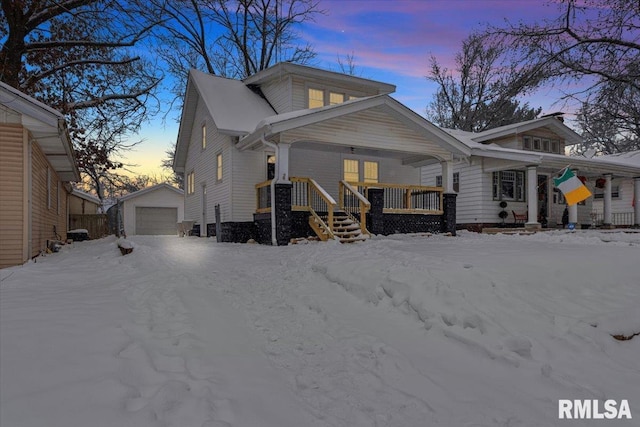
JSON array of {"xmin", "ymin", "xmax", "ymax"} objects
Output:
[
  {"xmin": 594, "ymin": 185, "xmax": 620, "ymax": 199},
  {"xmin": 363, "ymin": 161, "xmax": 378, "ymax": 183},
  {"xmin": 201, "ymin": 123, "xmax": 207, "ymax": 149},
  {"xmin": 343, "ymin": 159, "xmax": 359, "ymax": 182},
  {"xmin": 329, "ymin": 92, "xmax": 345, "ymax": 105},
  {"xmin": 493, "ymin": 171, "xmax": 525, "ymax": 201},
  {"xmin": 533, "ymin": 138, "xmax": 541, "ymax": 151},
  {"xmin": 187, "ymin": 171, "xmax": 195, "ymax": 195},
  {"xmin": 453, "ymin": 172, "xmax": 460, "ymax": 192},
  {"xmin": 551, "ymin": 140, "xmax": 559, "ymax": 153},
  {"xmin": 266, "ymin": 154, "xmax": 276, "ymax": 180},
  {"xmin": 308, "ymin": 88, "xmax": 324, "ymax": 108},
  {"xmin": 523, "ymin": 136, "xmax": 532, "ymax": 150},
  {"xmin": 436, "ymin": 175, "xmax": 442, "ymax": 187},
  {"xmin": 542, "ymin": 139, "xmax": 550, "ymax": 152},
  {"xmin": 216, "ymin": 153, "xmax": 223, "ymax": 181}
]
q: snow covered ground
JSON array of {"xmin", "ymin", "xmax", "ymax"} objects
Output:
[{"xmin": 1, "ymin": 230, "xmax": 639, "ymax": 427}]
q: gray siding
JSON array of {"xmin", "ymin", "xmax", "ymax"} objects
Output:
[{"xmin": 260, "ymin": 79, "xmax": 292, "ymax": 113}]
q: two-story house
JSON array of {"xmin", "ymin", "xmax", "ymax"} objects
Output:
[
  {"xmin": 174, "ymin": 63, "xmax": 640, "ymax": 243},
  {"xmin": 173, "ymin": 63, "xmax": 469, "ymax": 244}
]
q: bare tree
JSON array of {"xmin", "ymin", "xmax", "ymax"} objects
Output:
[
  {"xmin": 492, "ymin": 0, "xmax": 640, "ymax": 152},
  {"xmin": 1, "ymin": 0, "xmax": 162, "ymax": 200},
  {"xmin": 426, "ymin": 33, "xmax": 543, "ymax": 132},
  {"xmin": 153, "ymin": 0, "xmax": 322, "ymax": 97},
  {"xmin": 161, "ymin": 147, "xmax": 184, "ymax": 189},
  {"xmin": 336, "ymin": 51, "xmax": 359, "ymax": 76}
]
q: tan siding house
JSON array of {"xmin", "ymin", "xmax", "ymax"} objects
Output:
[{"xmin": 0, "ymin": 82, "xmax": 79, "ymax": 269}]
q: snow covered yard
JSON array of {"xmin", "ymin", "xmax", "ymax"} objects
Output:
[{"xmin": 1, "ymin": 230, "xmax": 639, "ymax": 427}]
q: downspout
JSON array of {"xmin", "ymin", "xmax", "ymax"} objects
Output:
[{"xmin": 260, "ymin": 134, "xmax": 279, "ymax": 246}]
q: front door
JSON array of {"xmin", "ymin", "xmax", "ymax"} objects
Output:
[{"xmin": 537, "ymin": 175, "xmax": 548, "ymax": 226}]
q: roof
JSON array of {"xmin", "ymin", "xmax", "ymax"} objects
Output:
[
  {"xmin": 174, "ymin": 69, "xmax": 276, "ymax": 172},
  {"xmin": 471, "ymin": 116, "xmax": 583, "ymax": 146},
  {"xmin": 70, "ymin": 189, "xmax": 101, "ymax": 205},
  {"xmin": 441, "ymin": 127, "xmax": 640, "ymax": 177},
  {"xmin": 0, "ymin": 81, "xmax": 80, "ymax": 181},
  {"xmin": 119, "ymin": 183, "xmax": 184, "ymax": 202},
  {"xmin": 244, "ymin": 62, "xmax": 396, "ymax": 95},
  {"xmin": 237, "ymin": 94, "xmax": 471, "ymax": 157}
]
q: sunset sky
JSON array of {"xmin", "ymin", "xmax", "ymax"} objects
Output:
[{"xmin": 124, "ymin": 0, "xmax": 569, "ymax": 178}]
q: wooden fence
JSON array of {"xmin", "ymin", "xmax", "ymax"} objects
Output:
[{"xmin": 69, "ymin": 214, "xmax": 110, "ymax": 239}]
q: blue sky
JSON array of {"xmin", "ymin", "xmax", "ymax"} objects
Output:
[{"xmin": 124, "ymin": 0, "xmax": 569, "ymax": 177}]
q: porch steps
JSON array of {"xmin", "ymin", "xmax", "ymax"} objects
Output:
[{"xmin": 310, "ymin": 211, "xmax": 368, "ymax": 243}]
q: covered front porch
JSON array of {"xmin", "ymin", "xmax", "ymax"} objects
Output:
[{"xmin": 237, "ymin": 95, "xmax": 469, "ymax": 244}]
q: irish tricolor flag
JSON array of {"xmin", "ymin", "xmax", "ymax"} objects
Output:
[{"xmin": 553, "ymin": 168, "xmax": 592, "ymax": 206}]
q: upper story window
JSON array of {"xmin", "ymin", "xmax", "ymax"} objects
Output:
[
  {"xmin": 187, "ymin": 171, "xmax": 195, "ymax": 195},
  {"xmin": 201, "ymin": 123, "xmax": 206, "ymax": 150},
  {"xmin": 308, "ymin": 87, "xmax": 353, "ymax": 109},
  {"xmin": 216, "ymin": 153, "xmax": 223, "ymax": 182},
  {"xmin": 523, "ymin": 135, "xmax": 562, "ymax": 154},
  {"xmin": 308, "ymin": 88, "xmax": 324, "ymax": 108},
  {"xmin": 329, "ymin": 92, "xmax": 345, "ymax": 105}
]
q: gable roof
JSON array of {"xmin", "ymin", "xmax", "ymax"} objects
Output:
[
  {"xmin": 119, "ymin": 183, "xmax": 183, "ymax": 202},
  {"xmin": 70, "ymin": 189, "xmax": 101, "ymax": 205},
  {"xmin": 0, "ymin": 81, "xmax": 80, "ymax": 181},
  {"xmin": 237, "ymin": 94, "xmax": 470, "ymax": 157},
  {"xmin": 174, "ymin": 69, "xmax": 276, "ymax": 171},
  {"xmin": 244, "ymin": 62, "xmax": 396, "ymax": 95},
  {"xmin": 471, "ymin": 116, "xmax": 583, "ymax": 146}
]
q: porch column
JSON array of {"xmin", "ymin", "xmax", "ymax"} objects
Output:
[
  {"xmin": 603, "ymin": 173, "xmax": 613, "ymax": 228},
  {"xmin": 525, "ymin": 165, "xmax": 540, "ymax": 229},
  {"xmin": 275, "ymin": 143, "xmax": 291, "ymax": 183},
  {"xmin": 568, "ymin": 203, "xmax": 578, "ymax": 226},
  {"xmin": 273, "ymin": 183, "xmax": 292, "ymax": 245},
  {"xmin": 634, "ymin": 177, "xmax": 640, "ymax": 227},
  {"xmin": 441, "ymin": 160, "xmax": 454, "ymax": 193},
  {"xmin": 442, "ymin": 193, "xmax": 457, "ymax": 236},
  {"xmin": 367, "ymin": 188, "xmax": 385, "ymax": 235}
]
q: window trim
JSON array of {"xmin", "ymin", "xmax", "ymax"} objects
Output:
[
  {"xmin": 306, "ymin": 84, "xmax": 362, "ymax": 109},
  {"xmin": 201, "ymin": 122, "xmax": 207, "ymax": 150},
  {"xmin": 453, "ymin": 172, "xmax": 460, "ymax": 193},
  {"xmin": 187, "ymin": 171, "xmax": 195, "ymax": 195},
  {"xmin": 363, "ymin": 160, "xmax": 379, "ymax": 183},
  {"xmin": 493, "ymin": 170, "xmax": 526, "ymax": 202},
  {"xmin": 343, "ymin": 158, "xmax": 359, "ymax": 183},
  {"xmin": 216, "ymin": 152, "xmax": 223, "ymax": 182}
]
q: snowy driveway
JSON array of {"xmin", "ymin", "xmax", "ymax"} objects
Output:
[{"xmin": 1, "ymin": 231, "xmax": 639, "ymax": 426}]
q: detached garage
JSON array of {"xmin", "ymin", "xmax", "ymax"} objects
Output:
[{"xmin": 119, "ymin": 184, "xmax": 184, "ymax": 235}]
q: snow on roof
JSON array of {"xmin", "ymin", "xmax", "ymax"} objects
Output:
[
  {"xmin": 118, "ymin": 183, "xmax": 183, "ymax": 202},
  {"xmin": 70, "ymin": 189, "xmax": 101, "ymax": 205},
  {"xmin": 471, "ymin": 116, "xmax": 582, "ymax": 145},
  {"xmin": 596, "ymin": 150, "xmax": 640, "ymax": 167},
  {"xmin": 189, "ymin": 69, "xmax": 275, "ymax": 134}
]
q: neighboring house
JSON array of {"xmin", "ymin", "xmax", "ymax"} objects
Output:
[
  {"xmin": 590, "ymin": 150, "xmax": 640, "ymax": 226},
  {"xmin": 0, "ymin": 81, "xmax": 80, "ymax": 268},
  {"xmin": 114, "ymin": 183, "xmax": 184, "ymax": 236},
  {"xmin": 420, "ymin": 117, "xmax": 640, "ymax": 229},
  {"xmin": 69, "ymin": 189, "xmax": 102, "ymax": 215},
  {"xmin": 174, "ymin": 63, "xmax": 468, "ymax": 244}
]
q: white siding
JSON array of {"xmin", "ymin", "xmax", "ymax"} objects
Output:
[
  {"xmin": 231, "ymin": 148, "xmax": 268, "ymax": 221},
  {"xmin": 591, "ymin": 178, "xmax": 635, "ymax": 214},
  {"xmin": 421, "ymin": 159, "xmax": 529, "ymax": 225},
  {"xmin": 123, "ymin": 187, "xmax": 184, "ymax": 235},
  {"xmin": 260, "ymin": 79, "xmax": 292, "ymax": 113},
  {"xmin": 282, "ymin": 107, "xmax": 453, "ymax": 160},
  {"xmin": 290, "ymin": 147, "xmax": 420, "ymax": 201},
  {"xmin": 291, "ymin": 77, "xmax": 380, "ymax": 112},
  {"xmin": 183, "ymin": 96, "xmax": 233, "ymax": 228}
]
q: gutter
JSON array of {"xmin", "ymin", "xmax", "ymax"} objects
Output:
[{"xmin": 260, "ymin": 134, "xmax": 279, "ymax": 246}]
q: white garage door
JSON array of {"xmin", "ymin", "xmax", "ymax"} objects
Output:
[{"xmin": 135, "ymin": 207, "xmax": 178, "ymax": 235}]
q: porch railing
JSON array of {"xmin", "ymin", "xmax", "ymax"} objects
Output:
[
  {"xmin": 255, "ymin": 177, "xmax": 337, "ymax": 238},
  {"xmin": 339, "ymin": 180, "xmax": 370, "ymax": 235},
  {"xmin": 590, "ymin": 211, "xmax": 635, "ymax": 226},
  {"xmin": 350, "ymin": 182, "xmax": 444, "ymax": 214}
]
